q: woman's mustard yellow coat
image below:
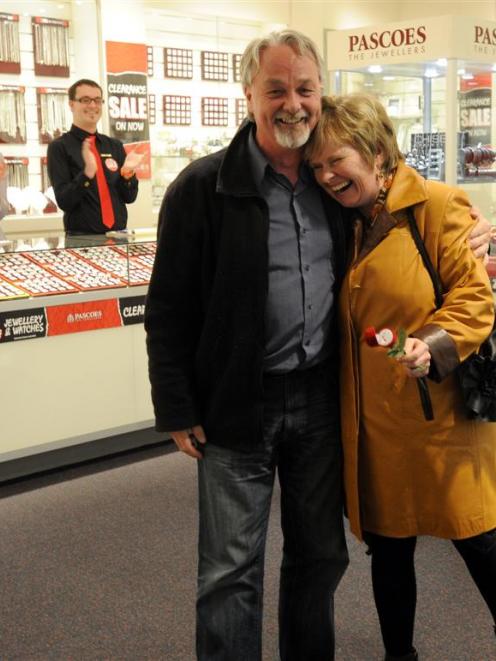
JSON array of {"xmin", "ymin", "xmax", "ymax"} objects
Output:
[{"xmin": 339, "ymin": 161, "xmax": 496, "ymax": 541}]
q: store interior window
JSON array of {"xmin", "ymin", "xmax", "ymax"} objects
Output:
[
  {"xmin": 335, "ymin": 63, "xmax": 447, "ymax": 181},
  {"xmin": 332, "ymin": 59, "xmax": 496, "ymax": 217}
]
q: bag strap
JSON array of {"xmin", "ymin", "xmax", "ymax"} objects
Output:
[
  {"xmin": 406, "ymin": 207, "xmax": 444, "ymax": 310},
  {"xmin": 405, "ymin": 207, "xmax": 440, "ymax": 421}
]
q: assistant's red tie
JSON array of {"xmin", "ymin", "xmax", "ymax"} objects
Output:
[{"xmin": 88, "ymin": 135, "xmax": 115, "ymax": 229}]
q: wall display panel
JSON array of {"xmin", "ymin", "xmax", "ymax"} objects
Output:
[
  {"xmin": 148, "ymin": 94, "xmax": 156, "ymax": 125},
  {"xmin": 163, "ymin": 95, "xmax": 191, "ymax": 126},
  {"xmin": 4, "ymin": 156, "xmax": 28, "ymax": 188},
  {"xmin": 405, "ymin": 132, "xmax": 446, "ymax": 181},
  {"xmin": 201, "ymin": 51, "xmax": 229, "ymax": 82},
  {"xmin": 146, "ymin": 10, "xmax": 264, "ymax": 212},
  {"xmin": 235, "ymin": 98, "xmax": 247, "ymax": 126},
  {"xmin": 0, "ymin": 12, "xmax": 20, "ymax": 74},
  {"xmin": 164, "ymin": 47, "xmax": 193, "ymax": 79},
  {"xmin": 0, "ymin": 85, "xmax": 26, "ymax": 143},
  {"xmin": 147, "ymin": 45, "xmax": 154, "ymax": 77},
  {"xmin": 36, "ymin": 87, "xmax": 71, "ymax": 143},
  {"xmin": 232, "ymin": 54, "xmax": 242, "ymax": 83},
  {"xmin": 201, "ymin": 97, "xmax": 228, "ymax": 126},
  {"xmin": 0, "ymin": 10, "xmax": 75, "ymax": 220},
  {"xmin": 32, "ymin": 16, "xmax": 70, "ymax": 78}
]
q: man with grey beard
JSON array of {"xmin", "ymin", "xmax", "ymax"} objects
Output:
[{"xmin": 145, "ymin": 29, "xmax": 489, "ymax": 661}]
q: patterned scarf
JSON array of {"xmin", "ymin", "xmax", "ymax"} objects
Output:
[{"xmin": 368, "ymin": 168, "xmax": 396, "ymax": 226}]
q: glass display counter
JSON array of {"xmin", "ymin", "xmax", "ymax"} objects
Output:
[
  {"xmin": 0, "ymin": 227, "xmax": 159, "ymax": 481},
  {"xmin": 0, "ymin": 229, "xmax": 156, "ymax": 302},
  {"xmin": 326, "ymin": 15, "xmax": 496, "ymax": 219}
]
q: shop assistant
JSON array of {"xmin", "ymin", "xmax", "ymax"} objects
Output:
[{"xmin": 47, "ymin": 78, "xmax": 140, "ymax": 234}]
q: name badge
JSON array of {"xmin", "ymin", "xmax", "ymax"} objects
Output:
[{"xmin": 105, "ymin": 158, "xmax": 118, "ymax": 172}]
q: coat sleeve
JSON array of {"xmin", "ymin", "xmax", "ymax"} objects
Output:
[
  {"xmin": 144, "ymin": 172, "xmax": 203, "ymax": 432},
  {"xmin": 412, "ymin": 188, "xmax": 495, "ymax": 381}
]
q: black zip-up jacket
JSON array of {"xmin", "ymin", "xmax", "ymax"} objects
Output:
[
  {"xmin": 47, "ymin": 125, "xmax": 139, "ymax": 234},
  {"xmin": 145, "ymin": 122, "xmax": 350, "ymax": 448}
]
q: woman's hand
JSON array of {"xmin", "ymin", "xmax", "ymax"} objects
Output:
[{"xmin": 396, "ymin": 337, "xmax": 431, "ymax": 378}]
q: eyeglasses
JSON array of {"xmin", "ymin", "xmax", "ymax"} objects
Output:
[{"xmin": 74, "ymin": 97, "xmax": 104, "ymax": 106}]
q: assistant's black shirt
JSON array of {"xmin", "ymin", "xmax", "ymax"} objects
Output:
[{"xmin": 47, "ymin": 125, "xmax": 139, "ymax": 234}]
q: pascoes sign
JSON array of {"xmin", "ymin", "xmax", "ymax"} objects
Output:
[{"xmin": 348, "ymin": 26, "xmax": 427, "ymax": 53}]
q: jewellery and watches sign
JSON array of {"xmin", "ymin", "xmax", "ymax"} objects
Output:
[{"xmin": 0, "ymin": 294, "xmax": 146, "ymax": 343}]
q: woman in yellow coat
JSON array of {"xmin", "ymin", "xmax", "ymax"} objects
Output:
[{"xmin": 307, "ymin": 94, "xmax": 496, "ymax": 660}]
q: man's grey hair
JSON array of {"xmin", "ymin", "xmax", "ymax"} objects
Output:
[{"xmin": 240, "ymin": 29, "xmax": 324, "ymax": 89}]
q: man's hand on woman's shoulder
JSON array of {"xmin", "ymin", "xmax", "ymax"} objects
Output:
[{"xmin": 468, "ymin": 206, "xmax": 492, "ymax": 262}]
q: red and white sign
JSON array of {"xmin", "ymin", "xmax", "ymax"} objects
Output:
[
  {"xmin": 106, "ymin": 41, "xmax": 151, "ymax": 180},
  {"xmin": 46, "ymin": 299, "xmax": 122, "ymax": 336}
]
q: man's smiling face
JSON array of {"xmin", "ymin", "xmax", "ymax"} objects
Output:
[{"xmin": 244, "ymin": 44, "xmax": 322, "ymax": 155}]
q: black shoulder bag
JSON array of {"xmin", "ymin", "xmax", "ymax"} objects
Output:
[{"xmin": 407, "ymin": 207, "xmax": 496, "ymax": 422}]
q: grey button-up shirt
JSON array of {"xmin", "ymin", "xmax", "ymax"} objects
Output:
[{"xmin": 248, "ymin": 130, "xmax": 336, "ymax": 373}]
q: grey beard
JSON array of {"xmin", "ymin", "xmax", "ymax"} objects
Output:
[{"xmin": 274, "ymin": 123, "xmax": 310, "ymax": 149}]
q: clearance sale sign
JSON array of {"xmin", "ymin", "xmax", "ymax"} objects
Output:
[
  {"xmin": 105, "ymin": 41, "xmax": 151, "ymax": 179},
  {"xmin": 459, "ymin": 73, "xmax": 492, "ymax": 147}
]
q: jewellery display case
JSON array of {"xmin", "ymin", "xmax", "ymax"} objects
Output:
[
  {"xmin": 325, "ymin": 15, "xmax": 496, "ymax": 220},
  {"xmin": 0, "ymin": 229, "xmax": 159, "ymax": 481},
  {"xmin": 0, "ymin": 231, "xmax": 156, "ymax": 302}
]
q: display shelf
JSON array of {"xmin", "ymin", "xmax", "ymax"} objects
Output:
[
  {"xmin": 0, "ymin": 252, "xmax": 78, "ymax": 297},
  {"xmin": 0, "ymin": 85, "xmax": 26, "ymax": 144},
  {"xmin": 0, "ymin": 231, "xmax": 156, "ymax": 301},
  {"xmin": 32, "ymin": 16, "xmax": 70, "ymax": 78},
  {"xmin": 0, "ymin": 6, "xmax": 75, "ymax": 221},
  {"xmin": 0, "ymin": 12, "xmax": 21, "ymax": 75}
]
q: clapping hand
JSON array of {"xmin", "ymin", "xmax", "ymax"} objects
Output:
[
  {"xmin": 82, "ymin": 139, "xmax": 97, "ymax": 179},
  {"xmin": 121, "ymin": 149, "xmax": 145, "ymax": 178}
]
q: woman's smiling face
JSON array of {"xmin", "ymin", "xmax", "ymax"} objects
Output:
[{"xmin": 310, "ymin": 142, "xmax": 384, "ymax": 216}]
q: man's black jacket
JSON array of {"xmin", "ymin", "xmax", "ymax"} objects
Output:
[{"xmin": 145, "ymin": 121, "xmax": 350, "ymax": 448}]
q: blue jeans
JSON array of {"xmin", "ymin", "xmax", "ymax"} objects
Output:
[{"xmin": 196, "ymin": 361, "xmax": 349, "ymax": 660}]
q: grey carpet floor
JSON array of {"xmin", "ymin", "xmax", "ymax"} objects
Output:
[{"xmin": 0, "ymin": 443, "xmax": 494, "ymax": 660}]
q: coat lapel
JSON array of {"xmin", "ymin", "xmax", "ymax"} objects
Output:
[{"xmin": 353, "ymin": 161, "xmax": 430, "ymax": 264}]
